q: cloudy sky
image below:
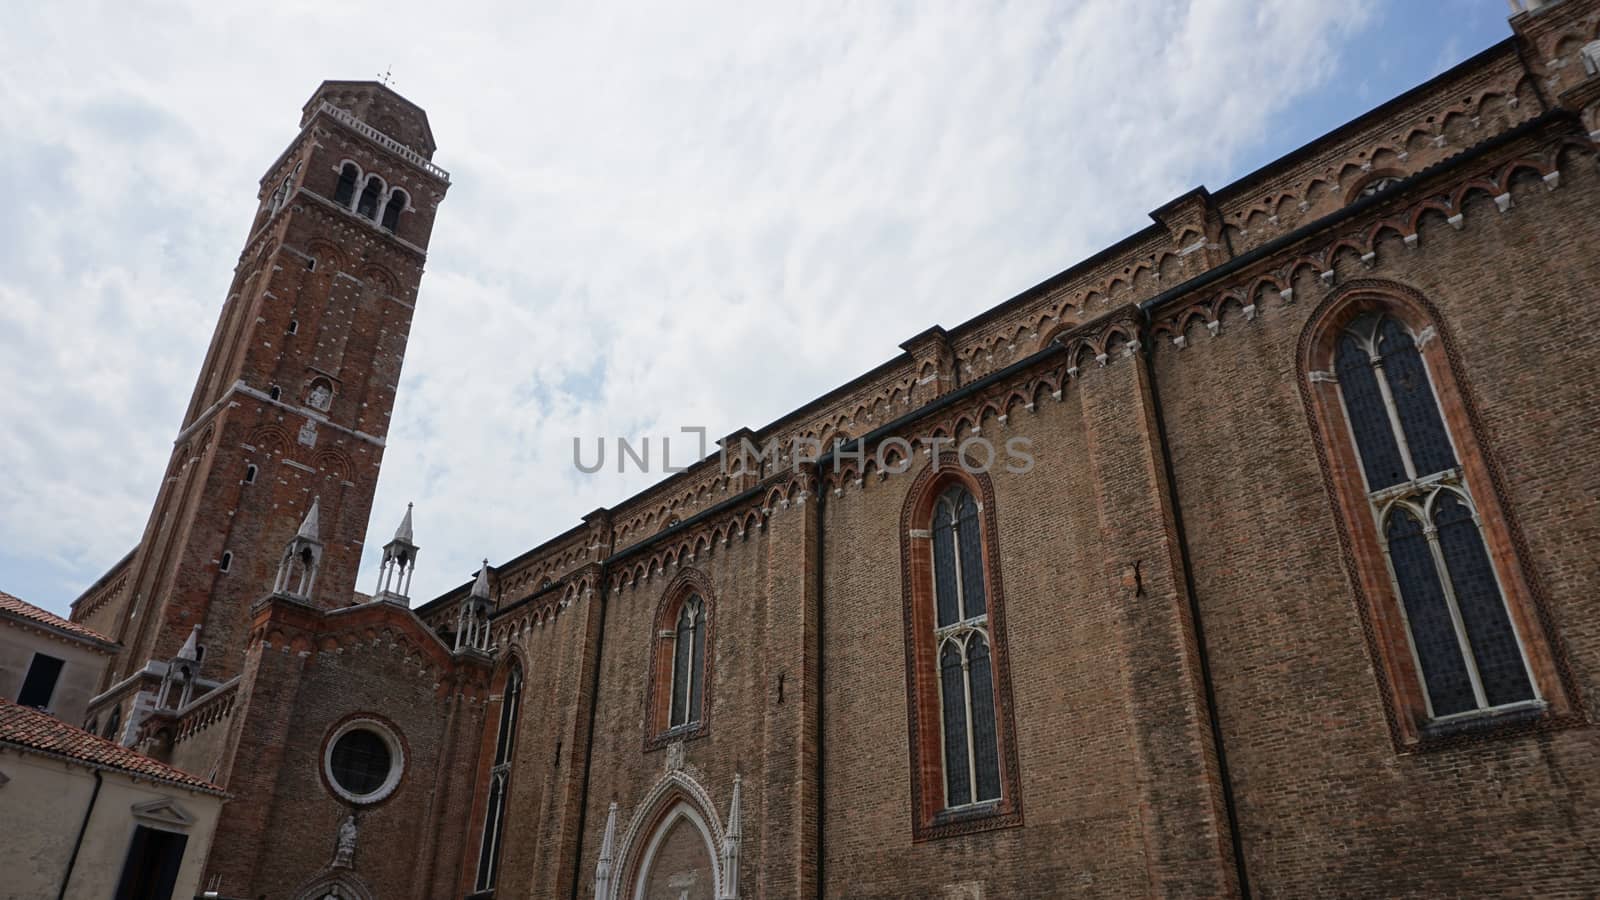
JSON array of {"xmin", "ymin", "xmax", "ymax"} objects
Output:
[{"xmin": 1, "ymin": 1, "xmax": 1510, "ymax": 616}]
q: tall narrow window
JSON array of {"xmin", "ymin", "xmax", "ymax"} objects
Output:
[
  {"xmin": 333, "ymin": 163, "xmax": 359, "ymax": 208},
  {"xmin": 1333, "ymin": 314, "xmax": 1534, "ymax": 720},
  {"xmin": 668, "ymin": 595, "xmax": 706, "ymax": 728},
  {"xmin": 381, "ymin": 188, "xmax": 407, "ymax": 232},
  {"xmin": 931, "ymin": 488, "xmax": 1001, "ymax": 807},
  {"xmin": 646, "ymin": 572, "xmax": 715, "ymax": 749},
  {"xmin": 901, "ymin": 462, "xmax": 1021, "ymax": 840},
  {"xmin": 356, "ymin": 176, "xmax": 383, "ymax": 220},
  {"xmin": 476, "ymin": 661, "xmax": 521, "ymax": 893},
  {"xmin": 1303, "ymin": 287, "xmax": 1573, "ymax": 748}
]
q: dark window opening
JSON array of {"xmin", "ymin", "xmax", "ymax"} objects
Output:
[
  {"xmin": 477, "ymin": 663, "xmax": 521, "ymax": 892},
  {"xmin": 17, "ymin": 653, "xmax": 64, "ymax": 709},
  {"xmin": 669, "ymin": 595, "xmax": 705, "ymax": 728},
  {"xmin": 333, "ymin": 163, "xmax": 359, "ymax": 208},
  {"xmin": 287, "ymin": 320, "xmax": 298, "ymax": 335},
  {"xmin": 244, "ymin": 464, "xmax": 257, "ymax": 484},
  {"xmin": 329, "ymin": 729, "xmax": 392, "ymax": 796},
  {"xmin": 219, "ymin": 551, "xmax": 232, "ymax": 573},
  {"xmin": 114, "ymin": 825, "xmax": 188, "ymax": 900},
  {"xmin": 268, "ymin": 385, "xmax": 282, "ymax": 401},
  {"xmin": 356, "ymin": 178, "xmax": 383, "ymax": 220},
  {"xmin": 381, "ymin": 189, "xmax": 407, "ymax": 232}
]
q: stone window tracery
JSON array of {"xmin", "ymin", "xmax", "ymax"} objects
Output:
[
  {"xmin": 931, "ymin": 487, "xmax": 1001, "ymax": 807},
  {"xmin": 322, "ymin": 718, "xmax": 404, "ymax": 804},
  {"xmin": 1302, "ymin": 285, "xmax": 1575, "ymax": 746},
  {"xmin": 901, "ymin": 459, "xmax": 1022, "ymax": 840},
  {"xmin": 1334, "ymin": 314, "xmax": 1534, "ymax": 718},
  {"xmin": 646, "ymin": 572, "xmax": 715, "ymax": 749},
  {"xmin": 475, "ymin": 660, "xmax": 521, "ymax": 894}
]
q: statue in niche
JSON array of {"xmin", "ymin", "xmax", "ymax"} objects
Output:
[
  {"xmin": 308, "ymin": 382, "xmax": 333, "ymax": 411},
  {"xmin": 334, "ymin": 813, "xmax": 358, "ymax": 868}
]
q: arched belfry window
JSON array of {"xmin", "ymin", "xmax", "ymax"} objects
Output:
[
  {"xmin": 1302, "ymin": 286, "xmax": 1573, "ymax": 746},
  {"xmin": 646, "ymin": 572, "xmax": 715, "ymax": 748},
  {"xmin": 356, "ymin": 176, "xmax": 383, "ymax": 220},
  {"xmin": 475, "ymin": 660, "xmax": 521, "ymax": 893},
  {"xmin": 333, "ymin": 163, "xmax": 359, "ymax": 209},
  {"xmin": 380, "ymin": 188, "xmax": 407, "ymax": 232},
  {"xmin": 901, "ymin": 460, "xmax": 1021, "ymax": 840}
]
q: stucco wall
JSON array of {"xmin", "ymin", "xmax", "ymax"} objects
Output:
[
  {"xmin": 0, "ymin": 623, "xmax": 111, "ymax": 727},
  {"xmin": 0, "ymin": 749, "xmax": 222, "ymax": 900}
]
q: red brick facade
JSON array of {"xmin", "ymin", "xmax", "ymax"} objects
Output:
[{"xmin": 61, "ymin": 3, "xmax": 1600, "ymax": 897}]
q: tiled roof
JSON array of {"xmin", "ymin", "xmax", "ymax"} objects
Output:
[
  {"xmin": 0, "ymin": 698, "xmax": 223, "ymax": 794},
  {"xmin": 0, "ymin": 589, "xmax": 116, "ymax": 647}
]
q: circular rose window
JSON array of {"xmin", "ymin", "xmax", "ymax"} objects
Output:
[{"xmin": 323, "ymin": 719, "xmax": 404, "ymax": 804}]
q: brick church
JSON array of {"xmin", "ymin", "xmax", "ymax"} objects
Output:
[{"xmin": 61, "ymin": 2, "xmax": 1600, "ymax": 896}]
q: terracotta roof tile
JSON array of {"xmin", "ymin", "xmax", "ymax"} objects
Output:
[
  {"xmin": 0, "ymin": 698, "xmax": 223, "ymax": 794},
  {"xmin": 0, "ymin": 589, "xmax": 116, "ymax": 646}
]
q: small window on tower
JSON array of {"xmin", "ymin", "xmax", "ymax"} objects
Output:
[
  {"xmin": 333, "ymin": 163, "xmax": 360, "ymax": 208},
  {"xmin": 219, "ymin": 551, "xmax": 232, "ymax": 572},
  {"xmin": 269, "ymin": 385, "xmax": 282, "ymax": 401},
  {"xmin": 381, "ymin": 189, "xmax": 407, "ymax": 232},
  {"xmin": 357, "ymin": 176, "xmax": 383, "ymax": 220},
  {"xmin": 287, "ymin": 320, "xmax": 298, "ymax": 335},
  {"xmin": 244, "ymin": 464, "xmax": 257, "ymax": 484}
]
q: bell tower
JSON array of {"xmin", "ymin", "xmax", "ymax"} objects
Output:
[{"xmin": 76, "ymin": 81, "xmax": 450, "ymax": 731}]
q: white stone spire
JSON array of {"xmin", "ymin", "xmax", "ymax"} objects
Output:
[
  {"xmin": 297, "ymin": 496, "xmax": 321, "ymax": 540},
  {"xmin": 456, "ymin": 559, "xmax": 494, "ymax": 652},
  {"xmin": 176, "ymin": 624, "xmax": 202, "ymax": 661},
  {"xmin": 374, "ymin": 502, "xmax": 420, "ymax": 605},
  {"xmin": 595, "ymin": 801, "xmax": 618, "ymax": 898},
  {"xmin": 275, "ymin": 496, "xmax": 326, "ymax": 601},
  {"xmin": 394, "ymin": 501, "xmax": 414, "ymax": 543},
  {"xmin": 721, "ymin": 775, "xmax": 742, "ymax": 900},
  {"xmin": 471, "ymin": 559, "xmax": 492, "ymax": 599}
]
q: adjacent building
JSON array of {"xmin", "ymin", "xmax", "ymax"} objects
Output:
[
  {"xmin": 1, "ymin": 590, "xmax": 117, "ymax": 727},
  {"xmin": 0, "ymin": 698, "xmax": 225, "ymax": 900}
]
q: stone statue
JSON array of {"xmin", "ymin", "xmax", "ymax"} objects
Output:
[{"xmin": 334, "ymin": 813, "xmax": 358, "ymax": 867}]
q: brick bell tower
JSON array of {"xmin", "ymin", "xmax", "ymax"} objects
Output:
[{"xmin": 78, "ymin": 81, "xmax": 450, "ymax": 734}]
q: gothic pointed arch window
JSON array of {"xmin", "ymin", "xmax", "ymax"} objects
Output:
[
  {"xmin": 474, "ymin": 659, "xmax": 521, "ymax": 894},
  {"xmin": 901, "ymin": 459, "xmax": 1022, "ymax": 840},
  {"xmin": 1302, "ymin": 284, "xmax": 1574, "ymax": 746},
  {"xmin": 645, "ymin": 571, "xmax": 714, "ymax": 748}
]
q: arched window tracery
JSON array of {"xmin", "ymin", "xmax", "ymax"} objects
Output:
[
  {"xmin": 1301, "ymin": 285, "xmax": 1574, "ymax": 746},
  {"xmin": 646, "ymin": 572, "xmax": 715, "ymax": 748},
  {"xmin": 1333, "ymin": 312, "xmax": 1534, "ymax": 720},
  {"xmin": 474, "ymin": 660, "xmax": 521, "ymax": 893},
  {"xmin": 900, "ymin": 461, "xmax": 1021, "ymax": 840}
]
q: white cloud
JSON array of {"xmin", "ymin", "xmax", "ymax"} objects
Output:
[{"xmin": 0, "ymin": 0, "xmax": 1372, "ymax": 612}]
